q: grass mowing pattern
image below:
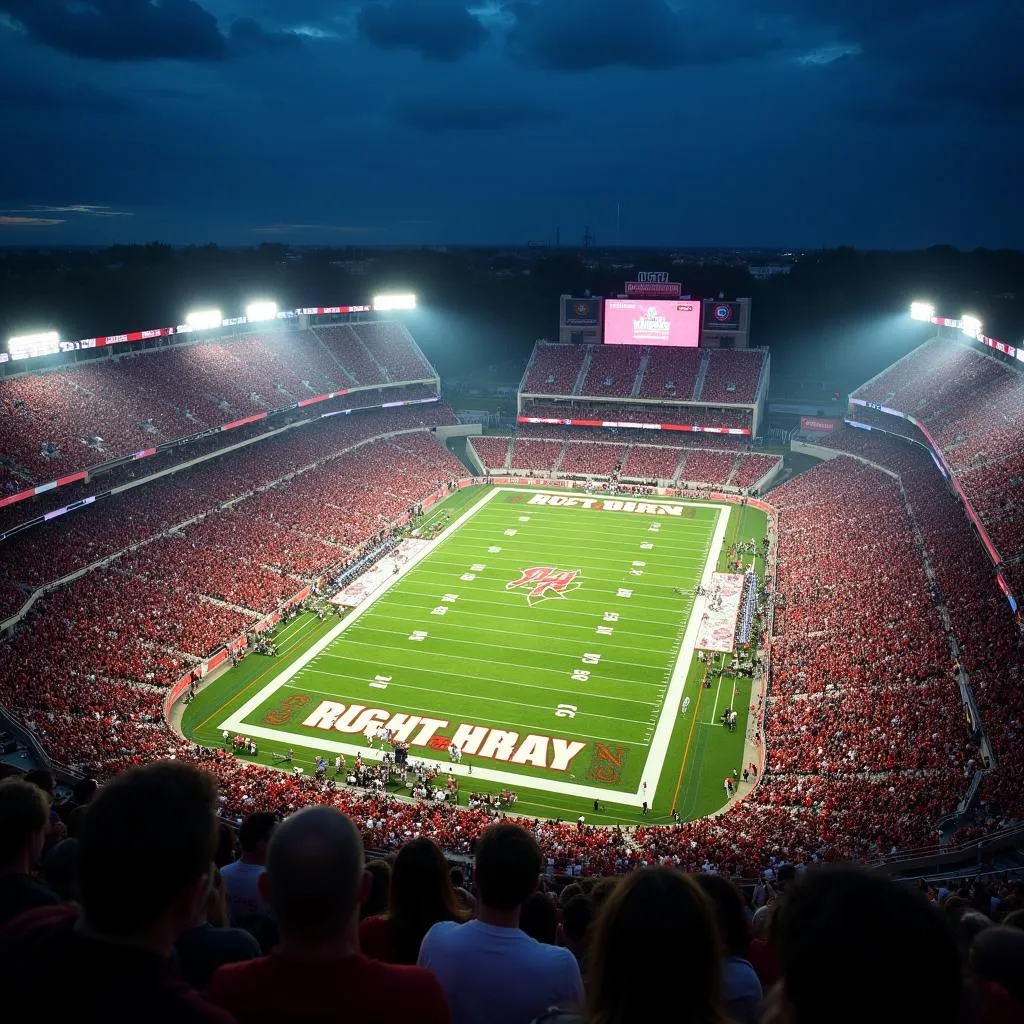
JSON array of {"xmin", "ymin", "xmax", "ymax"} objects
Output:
[{"xmin": 183, "ymin": 486, "xmax": 767, "ymax": 825}]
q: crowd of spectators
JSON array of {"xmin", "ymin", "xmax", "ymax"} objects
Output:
[
  {"xmin": 817, "ymin": 425, "xmax": 1024, "ymax": 833},
  {"xmin": 521, "ymin": 344, "xmax": 587, "ymax": 394},
  {"xmin": 618, "ymin": 444, "xmax": 686, "ymax": 481},
  {"xmin": 2, "ymin": 763, "xmax": 1022, "ymax": 1024},
  {"xmin": 7, "ymin": 331, "xmax": 1024, "ymax": 890},
  {"xmin": 520, "ymin": 342, "xmax": 768, "ymax": 408},
  {"xmin": 637, "ymin": 346, "xmax": 703, "ymax": 400},
  {"xmin": 700, "ymin": 349, "xmax": 768, "ymax": 404},
  {"xmin": 0, "ymin": 403, "xmax": 457, "ymax": 618},
  {"xmin": 469, "ymin": 436, "xmax": 513, "ymax": 472},
  {"xmin": 556, "ymin": 442, "xmax": 628, "ymax": 477},
  {"xmin": 4, "ymin": 428, "xmax": 1003, "ymax": 878},
  {"xmin": 578, "ymin": 346, "xmax": 644, "ymax": 398},
  {"xmin": 852, "ymin": 337, "xmax": 1024, "ymax": 562},
  {"xmin": 679, "ymin": 450, "xmax": 741, "ymax": 486},
  {"xmin": 0, "ymin": 323, "xmax": 439, "ymax": 486}
]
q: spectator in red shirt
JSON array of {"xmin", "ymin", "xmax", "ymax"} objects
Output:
[
  {"xmin": 206, "ymin": 806, "xmax": 450, "ymax": 1024},
  {"xmin": 360, "ymin": 836, "xmax": 466, "ymax": 964},
  {"xmin": 0, "ymin": 760, "xmax": 232, "ymax": 1024}
]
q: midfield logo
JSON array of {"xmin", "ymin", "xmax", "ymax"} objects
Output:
[{"xmin": 506, "ymin": 566, "xmax": 581, "ymax": 606}]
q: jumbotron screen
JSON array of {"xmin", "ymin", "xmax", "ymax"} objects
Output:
[{"xmin": 603, "ymin": 299, "xmax": 701, "ymax": 348}]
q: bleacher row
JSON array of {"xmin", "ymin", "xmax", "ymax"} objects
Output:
[
  {"xmin": 469, "ymin": 434, "xmax": 780, "ymax": 489},
  {"xmin": 813, "ymin": 426, "xmax": 1024, "ymax": 837},
  {"xmin": 521, "ymin": 342, "xmax": 766, "ymax": 403},
  {"xmin": 853, "ymin": 337, "xmax": 1024, "ymax": 567},
  {"xmin": 0, "ymin": 403, "xmax": 460, "ymax": 622},
  {"xmin": 0, "ymin": 322, "xmax": 436, "ymax": 489}
]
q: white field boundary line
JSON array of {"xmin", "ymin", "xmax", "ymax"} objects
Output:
[
  {"xmin": 221, "ymin": 486, "xmax": 727, "ymax": 807},
  {"xmin": 639, "ymin": 502, "xmax": 730, "ymax": 805},
  {"xmin": 220, "ymin": 485, "xmax": 503, "ymax": 732}
]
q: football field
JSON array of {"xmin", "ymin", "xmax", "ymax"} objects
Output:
[{"xmin": 183, "ymin": 485, "xmax": 767, "ymax": 824}]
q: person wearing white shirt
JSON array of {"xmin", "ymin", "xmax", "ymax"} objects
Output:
[
  {"xmin": 220, "ymin": 812, "xmax": 277, "ymax": 926},
  {"xmin": 418, "ymin": 824, "xmax": 583, "ymax": 1024}
]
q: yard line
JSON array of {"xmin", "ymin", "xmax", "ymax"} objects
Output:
[
  {"xmin": 347, "ymin": 620, "xmax": 678, "ymax": 656},
  {"xmin": 333, "ymin": 625, "xmax": 671, "ymax": 671},
  {"xmin": 318, "ymin": 643, "xmax": 669, "ymax": 689},
  {"xmin": 384, "ymin": 583, "xmax": 701, "ymax": 612},
  {"xmin": 306, "ymin": 659, "xmax": 662, "ymax": 706},
  {"xmin": 357, "ymin": 608, "xmax": 691, "ymax": 640},
  {"xmin": 413, "ymin": 561, "xmax": 710, "ymax": 582}
]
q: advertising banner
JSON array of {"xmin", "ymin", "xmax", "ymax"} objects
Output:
[{"xmin": 800, "ymin": 416, "xmax": 837, "ymax": 432}]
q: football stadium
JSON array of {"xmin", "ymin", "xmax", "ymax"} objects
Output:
[{"xmin": 3, "ymin": 278, "xmax": 1024, "ymax": 1019}]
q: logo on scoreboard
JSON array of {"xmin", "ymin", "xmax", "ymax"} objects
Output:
[
  {"xmin": 506, "ymin": 567, "xmax": 581, "ymax": 606},
  {"xmin": 704, "ymin": 300, "xmax": 739, "ymax": 330},
  {"xmin": 633, "ymin": 306, "xmax": 671, "ymax": 341},
  {"xmin": 563, "ymin": 298, "xmax": 599, "ymax": 326}
]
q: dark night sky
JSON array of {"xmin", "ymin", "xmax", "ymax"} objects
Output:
[{"xmin": 1, "ymin": 0, "xmax": 1021, "ymax": 249}]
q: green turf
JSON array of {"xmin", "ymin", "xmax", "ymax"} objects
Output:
[{"xmin": 183, "ymin": 485, "xmax": 767, "ymax": 825}]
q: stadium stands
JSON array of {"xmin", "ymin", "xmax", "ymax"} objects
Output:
[
  {"xmin": 351, "ymin": 321, "xmax": 435, "ymax": 382},
  {"xmin": 6, "ymin": 318, "xmax": 1024, "ymax": 891},
  {"xmin": 0, "ymin": 404, "xmax": 458, "ymax": 620},
  {"xmin": 467, "ymin": 435, "xmax": 512, "ymax": 473},
  {"xmin": 578, "ymin": 345, "xmax": 644, "ymax": 398},
  {"xmin": 521, "ymin": 343, "xmax": 586, "ymax": 394},
  {"xmin": 812, "ymin": 425, "xmax": 1024, "ymax": 833},
  {"xmin": 521, "ymin": 343, "xmax": 767, "ymax": 409},
  {"xmin": 619, "ymin": 445, "xmax": 685, "ymax": 482},
  {"xmin": 508, "ymin": 438, "xmax": 564, "ymax": 474},
  {"xmin": 557, "ymin": 441, "xmax": 629, "ymax": 477},
  {"xmin": 851, "ymin": 337, "xmax": 1024, "ymax": 563},
  {"xmin": 0, "ymin": 442, "xmax": 1010, "ymax": 877},
  {"xmin": 699, "ymin": 348, "xmax": 767, "ymax": 404},
  {"xmin": 0, "ymin": 324, "xmax": 438, "ymax": 486},
  {"xmin": 678, "ymin": 450, "xmax": 738, "ymax": 485},
  {"xmin": 637, "ymin": 346, "xmax": 702, "ymax": 400},
  {"xmin": 731, "ymin": 453, "xmax": 781, "ymax": 489}
]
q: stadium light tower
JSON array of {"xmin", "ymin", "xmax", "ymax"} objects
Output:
[
  {"xmin": 909, "ymin": 301, "xmax": 935, "ymax": 322},
  {"xmin": 373, "ymin": 293, "xmax": 417, "ymax": 312},
  {"xmin": 961, "ymin": 314, "xmax": 983, "ymax": 339},
  {"xmin": 245, "ymin": 300, "xmax": 279, "ymax": 323},
  {"xmin": 185, "ymin": 308, "xmax": 223, "ymax": 331}
]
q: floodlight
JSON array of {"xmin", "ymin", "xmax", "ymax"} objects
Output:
[
  {"xmin": 373, "ymin": 293, "xmax": 417, "ymax": 312},
  {"xmin": 245, "ymin": 301, "xmax": 279, "ymax": 323},
  {"xmin": 8, "ymin": 331, "xmax": 61, "ymax": 360},
  {"xmin": 909, "ymin": 301, "xmax": 935, "ymax": 322},
  {"xmin": 961, "ymin": 314, "xmax": 983, "ymax": 339},
  {"xmin": 185, "ymin": 308, "xmax": 223, "ymax": 330}
]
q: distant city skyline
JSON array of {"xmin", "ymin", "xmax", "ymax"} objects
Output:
[{"xmin": 0, "ymin": 1, "xmax": 1021, "ymax": 249}]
